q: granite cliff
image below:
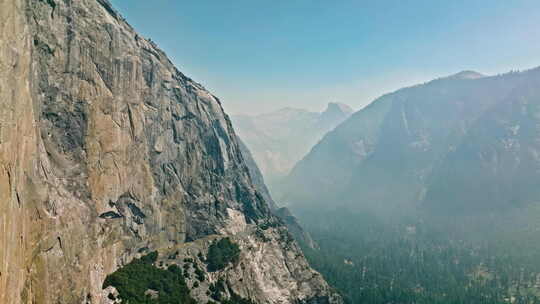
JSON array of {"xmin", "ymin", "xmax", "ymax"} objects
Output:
[{"xmin": 0, "ymin": 0, "xmax": 340, "ymax": 303}]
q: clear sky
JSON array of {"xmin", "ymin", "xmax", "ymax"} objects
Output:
[{"xmin": 110, "ymin": 0, "xmax": 540, "ymax": 115}]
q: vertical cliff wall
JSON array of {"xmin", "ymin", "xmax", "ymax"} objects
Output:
[
  {"xmin": 0, "ymin": 0, "xmax": 39, "ymax": 302},
  {"xmin": 0, "ymin": 0, "xmax": 340, "ymax": 303}
]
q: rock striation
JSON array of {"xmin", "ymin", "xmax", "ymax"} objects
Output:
[{"xmin": 0, "ymin": 0, "xmax": 340, "ymax": 303}]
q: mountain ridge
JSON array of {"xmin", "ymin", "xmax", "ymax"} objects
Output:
[{"xmin": 283, "ymin": 68, "xmax": 540, "ymax": 214}]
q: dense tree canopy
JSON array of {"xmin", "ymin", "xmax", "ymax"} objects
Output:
[{"xmin": 298, "ymin": 208, "xmax": 540, "ymax": 304}]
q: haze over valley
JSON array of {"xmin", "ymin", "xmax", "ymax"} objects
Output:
[
  {"xmin": 232, "ymin": 102, "xmax": 353, "ymax": 196},
  {"xmin": 1, "ymin": 1, "xmax": 540, "ymax": 304},
  {"xmin": 247, "ymin": 67, "xmax": 540, "ymax": 303}
]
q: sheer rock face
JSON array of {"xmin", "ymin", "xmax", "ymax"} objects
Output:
[{"xmin": 0, "ymin": 0, "xmax": 340, "ymax": 303}]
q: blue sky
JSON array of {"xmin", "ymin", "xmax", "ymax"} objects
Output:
[{"xmin": 110, "ymin": 0, "xmax": 540, "ymax": 115}]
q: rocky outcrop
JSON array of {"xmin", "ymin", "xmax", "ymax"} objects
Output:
[
  {"xmin": 231, "ymin": 103, "xmax": 353, "ymax": 196},
  {"xmin": 284, "ymin": 69, "xmax": 540, "ymax": 215},
  {"xmin": 0, "ymin": 0, "xmax": 340, "ymax": 303}
]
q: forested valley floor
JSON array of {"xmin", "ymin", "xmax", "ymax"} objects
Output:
[{"xmin": 297, "ymin": 206, "xmax": 540, "ymax": 304}]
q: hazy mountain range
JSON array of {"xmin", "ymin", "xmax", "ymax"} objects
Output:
[
  {"xmin": 268, "ymin": 68, "xmax": 540, "ymax": 303},
  {"xmin": 282, "ymin": 68, "xmax": 540, "ymax": 215},
  {"xmin": 232, "ymin": 102, "xmax": 353, "ymax": 194}
]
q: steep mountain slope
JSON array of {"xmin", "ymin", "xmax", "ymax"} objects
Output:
[
  {"xmin": 237, "ymin": 137, "xmax": 317, "ymax": 249},
  {"xmin": 284, "ymin": 69, "xmax": 540, "ymax": 214},
  {"xmin": 232, "ymin": 103, "xmax": 353, "ymax": 191},
  {"xmin": 236, "ymin": 137, "xmax": 279, "ymax": 211},
  {"xmin": 0, "ymin": 0, "xmax": 340, "ymax": 303},
  {"xmin": 281, "ymin": 69, "xmax": 540, "ymax": 303},
  {"xmin": 425, "ymin": 70, "xmax": 540, "ymax": 213}
]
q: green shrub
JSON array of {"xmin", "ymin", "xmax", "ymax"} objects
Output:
[
  {"xmin": 206, "ymin": 238, "xmax": 241, "ymax": 272},
  {"xmin": 102, "ymin": 252, "xmax": 196, "ymax": 304},
  {"xmin": 140, "ymin": 251, "xmax": 158, "ymax": 264}
]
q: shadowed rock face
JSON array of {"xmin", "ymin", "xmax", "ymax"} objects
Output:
[
  {"xmin": 0, "ymin": 0, "xmax": 341, "ymax": 303},
  {"xmin": 284, "ymin": 69, "xmax": 540, "ymax": 215}
]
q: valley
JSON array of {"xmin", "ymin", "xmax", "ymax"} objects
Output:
[
  {"xmin": 238, "ymin": 68, "xmax": 540, "ymax": 304},
  {"xmin": 1, "ymin": 1, "xmax": 538, "ymax": 303}
]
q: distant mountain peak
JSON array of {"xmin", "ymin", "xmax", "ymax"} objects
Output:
[
  {"xmin": 231, "ymin": 102, "xmax": 354, "ymax": 184},
  {"xmin": 448, "ymin": 70, "xmax": 485, "ymax": 80},
  {"xmin": 319, "ymin": 102, "xmax": 354, "ymax": 124},
  {"xmin": 323, "ymin": 102, "xmax": 354, "ymax": 115}
]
